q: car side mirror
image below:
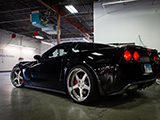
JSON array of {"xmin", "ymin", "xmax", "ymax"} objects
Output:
[{"xmin": 34, "ymin": 55, "xmax": 41, "ymax": 62}]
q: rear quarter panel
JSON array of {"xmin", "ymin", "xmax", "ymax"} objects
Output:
[{"xmin": 64, "ymin": 47, "xmax": 124, "ymax": 95}]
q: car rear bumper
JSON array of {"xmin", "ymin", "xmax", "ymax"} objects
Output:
[
  {"xmin": 97, "ymin": 64, "xmax": 158, "ymax": 95},
  {"xmin": 108, "ymin": 78, "xmax": 155, "ymax": 95}
]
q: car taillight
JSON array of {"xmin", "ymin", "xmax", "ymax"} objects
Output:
[
  {"xmin": 124, "ymin": 50, "xmax": 140, "ymax": 61},
  {"xmin": 154, "ymin": 56, "xmax": 158, "ymax": 60},
  {"xmin": 133, "ymin": 51, "xmax": 139, "ymax": 61},
  {"xmin": 153, "ymin": 54, "xmax": 160, "ymax": 64},
  {"xmin": 124, "ymin": 50, "xmax": 131, "ymax": 61},
  {"xmin": 154, "ymin": 55, "xmax": 159, "ymax": 63}
]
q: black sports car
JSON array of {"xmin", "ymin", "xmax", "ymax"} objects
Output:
[{"xmin": 11, "ymin": 42, "xmax": 159, "ymax": 103}]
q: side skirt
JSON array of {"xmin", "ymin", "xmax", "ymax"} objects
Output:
[{"xmin": 24, "ymin": 85, "xmax": 67, "ymax": 95}]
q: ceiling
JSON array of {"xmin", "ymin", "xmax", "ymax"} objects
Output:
[{"xmin": 0, "ymin": 0, "xmax": 93, "ymax": 42}]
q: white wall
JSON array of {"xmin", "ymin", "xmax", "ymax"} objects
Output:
[
  {"xmin": 0, "ymin": 29, "xmax": 86, "ymax": 71},
  {"xmin": 0, "ymin": 29, "xmax": 41, "ymax": 71},
  {"xmin": 94, "ymin": 0, "xmax": 160, "ymax": 51}
]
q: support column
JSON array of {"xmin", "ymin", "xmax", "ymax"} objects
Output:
[{"xmin": 57, "ymin": 14, "xmax": 60, "ymax": 44}]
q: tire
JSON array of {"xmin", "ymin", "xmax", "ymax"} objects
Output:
[
  {"xmin": 10, "ymin": 66, "xmax": 24, "ymax": 88},
  {"xmin": 66, "ymin": 65, "xmax": 99, "ymax": 104}
]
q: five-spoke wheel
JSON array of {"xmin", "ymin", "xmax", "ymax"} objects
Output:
[
  {"xmin": 11, "ymin": 66, "xmax": 24, "ymax": 88},
  {"xmin": 67, "ymin": 65, "xmax": 99, "ymax": 103}
]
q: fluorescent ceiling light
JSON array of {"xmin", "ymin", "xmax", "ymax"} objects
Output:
[
  {"xmin": 24, "ymin": 47, "xmax": 36, "ymax": 50},
  {"xmin": 34, "ymin": 36, "xmax": 44, "ymax": 39},
  {"xmin": 83, "ymin": 38, "xmax": 90, "ymax": 43},
  {"xmin": 9, "ymin": 44, "xmax": 22, "ymax": 48},
  {"xmin": 41, "ymin": 41, "xmax": 54, "ymax": 46},
  {"xmin": 102, "ymin": 0, "xmax": 137, "ymax": 6},
  {"xmin": 65, "ymin": 5, "xmax": 78, "ymax": 13},
  {"xmin": 9, "ymin": 44, "xmax": 36, "ymax": 50}
]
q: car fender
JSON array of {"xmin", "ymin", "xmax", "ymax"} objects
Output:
[{"xmin": 64, "ymin": 61, "xmax": 106, "ymax": 95}]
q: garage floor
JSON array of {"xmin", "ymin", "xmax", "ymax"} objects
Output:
[{"xmin": 0, "ymin": 72, "xmax": 160, "ymax": 120}]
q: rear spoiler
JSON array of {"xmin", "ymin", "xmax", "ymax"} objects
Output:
[{"xmin": 109, "ymin": 43, "xmax": 135, "ymax": 47}]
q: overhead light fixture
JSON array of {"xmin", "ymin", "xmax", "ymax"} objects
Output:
[
  {"xmin": 65, "ymin": 5, "xmax": 78, "ymax": 13},
  {"xmin": 102, "ymin": 0, "xmax": 137, "ymax": 6},
  {"xmin": 9, "ymin": 44, "xmax": 22, "ymax": 48},
  {"xmin": 8, "ymin": 44, "xmax": 36, "ymax": 50},
  {"xmin": 102, "ymin": 0, "xmax": 137, "ymax": 14},
  {"xmin": 34, "ymin": 35, "xmax": 44, "ymax": 39},
  {"xmin": 24, "ymin": 47, "xmax": 36, "ymax": 50},
  {"xmin": 41, "ymin": 41, "xmax": 54, "ymax": 46},
  {"xmin": 83, "ymin": 38, "xmax": 90, "ymax": 43}
]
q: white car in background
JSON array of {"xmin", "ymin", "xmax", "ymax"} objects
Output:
[
  {"xmin": 156, "ymin": 79, "xmax": 160, "ymax": 85},
  {"xmin": 156, "ymin": 53, "xmax": 160, "ymax": 85}
]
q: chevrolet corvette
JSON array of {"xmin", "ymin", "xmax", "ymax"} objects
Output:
[{"xmin": 11, "ymin": 42, "xmax": 159, "ymax": 103}]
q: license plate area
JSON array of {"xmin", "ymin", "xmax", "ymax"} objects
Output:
[{"xmin": 144, "ymin": 64, "xmax": 153, "ymax": 73}]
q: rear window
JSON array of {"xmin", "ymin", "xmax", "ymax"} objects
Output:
[{"xmin": 75, "ymin": 43, "xmax": 112, "ymax": 51}]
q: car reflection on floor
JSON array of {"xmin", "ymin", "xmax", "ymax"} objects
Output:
[{"xmin": 0, "ymin": 72, "xmax": 160, "ymax": 120}]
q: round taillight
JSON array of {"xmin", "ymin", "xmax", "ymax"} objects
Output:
[
  {"xmin": 154, "ymin": 55, "xmax": 159, "ymax": 63},
  {"xmin": 154, "ymin": 55, "xmax": 159, "ymax": 62},
  {"xmin": 124, "ymin": 50, "xmax": 131, "ymax": 61},
  {"xmin": 154, "ymin": 55, "xmax": 158, "ymax": 60},
  {"xmin": 133, "ymin": 51, "xmax": 139, "ymax": 61}
]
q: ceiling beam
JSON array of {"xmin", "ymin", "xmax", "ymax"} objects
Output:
[
  {"xmin": 0, "ymin": 19, "xmax": 30, "ymax": 24},
  {"xmin": 37, "ymin": 0, "xmax": 89, "ymax": 36}
]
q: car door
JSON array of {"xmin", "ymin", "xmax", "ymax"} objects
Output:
[{"xmin": 30, "ymin": 45, "xmax": 69, "ymax": 89}]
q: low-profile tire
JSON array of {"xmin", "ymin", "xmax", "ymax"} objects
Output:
[
  {"xmin": 11, "ymin": 66, "xmax": 24, "ymax": 88},
  {"xmin": 66, "ymin": 65, "xmax": 100, "ymax": 104}
]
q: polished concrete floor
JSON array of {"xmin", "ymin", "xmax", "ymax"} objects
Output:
[{"xmin": 0, "ymin": 72, "xmax": 160, "ymax": 120}]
